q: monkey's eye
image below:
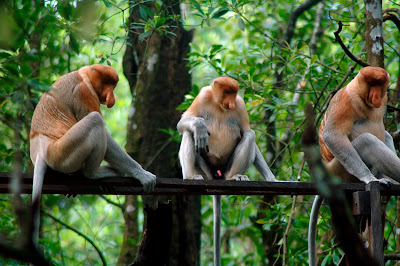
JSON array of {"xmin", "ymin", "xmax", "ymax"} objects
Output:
[
  {"xmin": 224, "ymin": 90, "xmax": 236, "ymax": 95},
  {"xmin": 103, "ymin": 78, "xmax": 116, "ymax": 86}
]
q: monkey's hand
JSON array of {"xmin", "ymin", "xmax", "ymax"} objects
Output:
[
  {"xmin": 133, "ymin": 169, "xmax": 156, "ymax": 192},
  {"xmin": 193, "ymin": 119, "xmax": 210, "ymax": 154}
]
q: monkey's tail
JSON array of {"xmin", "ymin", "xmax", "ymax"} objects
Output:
[
  {"xmin": 32, "ymin": 154, "xmax": 47, "ymax": 245},
  {"xmin": 213, "ymin": 195, "xmax": 221, "ymax": 266},
  {"xmin": 308, "ymin": 195, "xmax": 323, "ymax": 266}
]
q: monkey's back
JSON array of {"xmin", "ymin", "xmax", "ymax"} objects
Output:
[{"xmin": 30, "ymin": 73, "xmax": 79, "ymax": 140}]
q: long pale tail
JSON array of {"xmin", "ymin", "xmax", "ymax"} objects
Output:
[
  {"xmin": 308, "ymin": 195, "xmax": 323, "ymax": 266},
  {"xmin": 32, "ymin": 154, "xmax": 47, "ymax": 245}
]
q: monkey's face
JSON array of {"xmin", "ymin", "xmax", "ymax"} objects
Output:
[
  {"xmin": 212, "ymin": 77, "xmax": 239, "ymax": 110},
  {"xmin": 358, "ymin": 67, "xmax": 389, "ymax": 109},
  {"xmin": 87, "ymin": 65, "xmax": 119, "ymax": 108},
  {"xmin": 221, "ymin": 89, "xmax": 237, "ymax": 110}
]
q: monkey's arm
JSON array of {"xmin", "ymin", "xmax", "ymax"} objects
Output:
[
  {"xmin": 104, "ymin": 131, "xmax": 156, "ymax": 192},
  {"xmin": 177, "ymin": 116, "xmax": 210, "ymax": 154}
]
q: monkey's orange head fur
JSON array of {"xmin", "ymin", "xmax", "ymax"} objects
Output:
[
  {"xmin": 211, "ymin": 77, "xmax": 239, "ymax": 110},
  {"xmin": 82, "ymin": 64, "xmax": 119, "ymax": 108},
  {"xmin": 358, "ymin": 66, "xmax": 389, "ymax": 109}
]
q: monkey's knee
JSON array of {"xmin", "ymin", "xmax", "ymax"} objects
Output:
[
  {"xmin": 352, "ymin": 133, "xmax": 382, "ymax": 152},
  {"xmin": 242, "ymin": 129, "xmax": 256, "ymax": 142},
  {"xmin": 85, "ymin": 112, "xmax": 106, "ymax": 128}
]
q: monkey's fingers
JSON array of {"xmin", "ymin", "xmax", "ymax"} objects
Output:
[
  {"xmin": 137, "ymin": 171, "xmax": 156, "ymax": 192},
  {"xmin": 378, "ymin": 177, "xmax": 393, "ymax": 189}
]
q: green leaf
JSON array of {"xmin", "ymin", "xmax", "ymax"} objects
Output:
[
  {"xmin": 205, "ymin": 17, "xmax": 211, "ymax": 26},
  {"xmin": 192, "ymin": 3, "xmax": 204, "ymax": 15},
  {"xmin": 238, "ymin": 18, "xmax": 245, "ymax": 31},
  {"xmin": 310, "ymin": 54, "xmax": 318, "ymax": 65},
  {"xmin": 139, "ymin": 6, "xmax": 147, "ymax": 19},
  {"xmin": 155, "ymin": 0, "xmax": 163, "ymax": 10},
  {"xmin": 321, "ymin": 254, "xmax": 330, "ymax": 266},
  {"xmin": 210, "ymin": 44, "xmax": 223, "ymax": 55},
  {"xmin": 212, "ymin": 8, "xmax": 229, "ymax": 19},
  {"xmin": 188, "ymin": 51, "xmax": 202, "ymax": 57},
  {"xmin": 332, "ymin": 252, "xmax": 340, "ymax": 265},
  {"xmin": 102, "ymin": 0, "xmax": 112, "ymax": 8},
  {"xmin": 138, "ymin": 31, "xmax": 151, "ymax": 41},
  {"xmin": 341, "ymin": 32, "xmax": 352, "ymax": 40}
]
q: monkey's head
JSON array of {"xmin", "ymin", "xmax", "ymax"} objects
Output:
[
  {"xmin": 211, "ymin": 77, "xmax": 239, "ymax": 110},
  {"xmin": 358, "ymin": 66, "xmax": 389, "ymax": 108},
  {"xmin": 83, "ymin": 64, "xmax": 119, "ymax": 108}
]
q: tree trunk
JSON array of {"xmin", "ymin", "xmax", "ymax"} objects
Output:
[
  {"xmin": 119, "ymin": 0, "xmax": 201, "ymax": 265},
  {"xmin": 364, "ymin": 0, "xmax": 384, "ymax": 67},
  {"xmin": 117, "ymin": 196, "xmax": 139, "ymax": 266}
]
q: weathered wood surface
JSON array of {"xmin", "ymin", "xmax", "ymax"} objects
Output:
[{"xmin": 2, "ymin": 172, "xmax": 400, "ymax": 196}]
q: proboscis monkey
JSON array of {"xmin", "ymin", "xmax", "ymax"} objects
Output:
[
  {"xmin": 309, "ymin": 67, "xmax": 400, "ymax": 265},
  {"xmin": 177, "ymin": 77, "xmax": 277, "ymax": 266},
  {"xmin": 30, "ymin": 64, "xmax": 156, "ymax": 244}
]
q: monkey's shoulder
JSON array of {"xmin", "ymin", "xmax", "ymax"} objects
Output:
[{"xmin": 52, "ymin": 71, "xmax": 80, "ymax": 92}]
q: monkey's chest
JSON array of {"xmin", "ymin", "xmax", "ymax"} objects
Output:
[
  {"xmin": 350, "ymin": 120, "xmax": 385, "ymax": 141},
  {"xmin": 204, "ymin": 118, "xmax": 241, "ymax": 166}
]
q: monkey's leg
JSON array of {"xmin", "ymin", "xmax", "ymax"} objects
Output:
[
  {"xmin": 254, "ymin": 145, "xmax": 277, "ymax": 181},
  {"xmin": 224, "ymin": 130, "xmax": 256, "ymax": 180},
  {"xmin": 353, "ymin": 133, "xmax": 400, "ymax": 183},
  {"xmin": 103, "ymin": 131, "xmax": 156, "ymax": 192},
  {"xmin": 47, "ymin": 112, "xmax": 116, "ymax": 177},
  {"xmin": 179, "ymin": 131, "xmax": 213, "ymax": 179}
]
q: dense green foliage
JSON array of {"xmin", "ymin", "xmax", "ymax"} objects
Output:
[{"xmin": 1, "ymin": 0, "xmax": 400, "ymax": 265}]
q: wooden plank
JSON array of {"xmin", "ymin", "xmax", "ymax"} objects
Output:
[
  {"xmin": 352, "ymin": 191, "xmax": 370, "ymax": 215},
  {"xmin": 367, "ymin": 182, "xmax": 384, "ymax": 266},
  {"xmin": 2, "ymin": 172, "xmax": 400, "ymax": 196}
]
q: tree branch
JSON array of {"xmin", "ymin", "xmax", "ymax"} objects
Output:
[
  {"xmin": 383, "ymin": 11, "xmax": 400, "ymax": 31},
  {"xmin": 334, "ymin": 21, "xmax": 369, "ymax": 67},
  {"xmin": 283, "ymin": 0, "xmax": 323, "ymax": 43},
  {"xmin": 42, "ymin": 211, "xmax": 107, "ymax": 266},
  {"xmin": 99, "ymin": 195, "xmax": 123, "ymax": 210}
]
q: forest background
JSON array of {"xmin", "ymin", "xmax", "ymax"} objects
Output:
[{"xmin": 1, "ymin": 0, "xmax": 400, "ymax": 265}]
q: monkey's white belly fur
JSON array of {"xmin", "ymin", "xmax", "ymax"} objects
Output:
[{"xmin": 205, "ymin": 120, "xmax": 241, "ymax": 167}]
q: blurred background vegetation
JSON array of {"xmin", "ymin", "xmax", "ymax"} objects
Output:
[{"xmin": 1, "ymin": 0, "xmax": 400, "ymax": 265}]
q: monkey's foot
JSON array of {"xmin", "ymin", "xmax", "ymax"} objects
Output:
[
  {"xmin": 135, "ymin": 170, "xmax": 156, "ymax": 193},
  {"xmin": 377, "ymin": 177, "xmax": 397, "ymax": 188},
  {"xmin": 227, "ymin": 174, "xmax": 250, "ymax": 181},
  {"xmin": 184, "ymin": 175, "xmax": 204, "ymax": 180}
]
